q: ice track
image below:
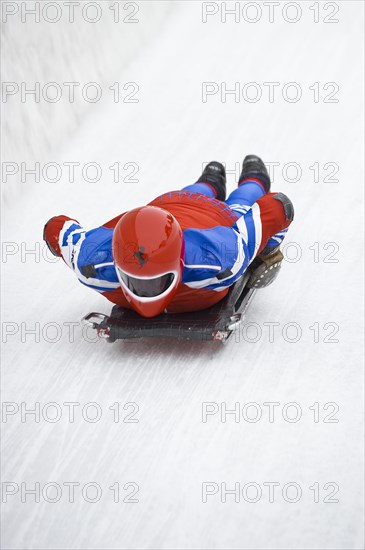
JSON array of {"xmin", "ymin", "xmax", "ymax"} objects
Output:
[{"xmin": 1, "ymin": 2, "xmax": 364, "ymax": 549}]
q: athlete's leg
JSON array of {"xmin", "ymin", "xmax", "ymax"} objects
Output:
[
  {"xmin": 226, "ymin": 154, "xmax": 270, "ymax": 213},
  {"xmin": 256, "ymin": 192, "xmax": 294, "ymax": 254},
  {"xmin": 225, "ymin": 178, "xmax": 266, "ymax": 213},
  {"xmin": 225, "ymin": 155, "xmax": 293, "ymax": 251},
  {"xmin": 182, "ymin": 182, "xmax": 216, "ymax": 198},
  {"xmin": 247, "ymin": 192, "xmax": 294, "ymax": 288}
]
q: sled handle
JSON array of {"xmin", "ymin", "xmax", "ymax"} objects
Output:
[
  {"xmin": 82, "ymin": 312, "xmax": 108, "ymax": 329},
  {"xmin": 82, "ymin": 312, "xmax": 111, "ymax": 339},
  {"xmin": 227, "ymin": 313, "xmax": 243, "ymax": 331}
]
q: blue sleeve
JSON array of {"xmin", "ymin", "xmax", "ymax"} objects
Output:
[
  {"xmin": 59, "ymin": 223, "xmax": 120, "ymax": 293},
  {"xmin": 182, "ymin": 226, "xmax": 250, "ymax": 290}
]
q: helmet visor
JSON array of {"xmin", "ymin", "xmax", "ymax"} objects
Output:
[{"xmin": 117, "ymin": 267, "xmax": 175, "ymax": 298}]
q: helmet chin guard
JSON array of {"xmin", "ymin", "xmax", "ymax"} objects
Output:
[{"xmin": 112, "ymin": 206, "xmax": 184, "ymax": 317}]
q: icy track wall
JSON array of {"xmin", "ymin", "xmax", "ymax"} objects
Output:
[{"xmin": 1, "ymin": 0, "xmax": 175, "ymax": 204}]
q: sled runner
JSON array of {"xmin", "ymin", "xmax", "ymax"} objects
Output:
[{"xmin": 82, "ymin": 269, "xmax": 257, "ymax": 343}]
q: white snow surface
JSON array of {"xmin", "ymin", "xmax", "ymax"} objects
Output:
[{"xmin": 1, "ymin": 2, "xmax": 364, "ymax": 549}]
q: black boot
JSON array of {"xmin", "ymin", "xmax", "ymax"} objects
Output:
[
  {"xmin": 196, "ymin": 161, "xmax": 226, "ymax": 201},
  {"xmin": 238, "ymin": 154, "xmax": 271, "ymax": 193}
]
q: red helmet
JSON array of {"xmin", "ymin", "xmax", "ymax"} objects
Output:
[{"xmin": 112, "ymin": 206, "xmax": 184, "ymax": 317}]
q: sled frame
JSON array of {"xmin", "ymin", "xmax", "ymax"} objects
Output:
[{"xmin": 82, "ymin": 271, "xmax": 256, "ymax": 343}]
